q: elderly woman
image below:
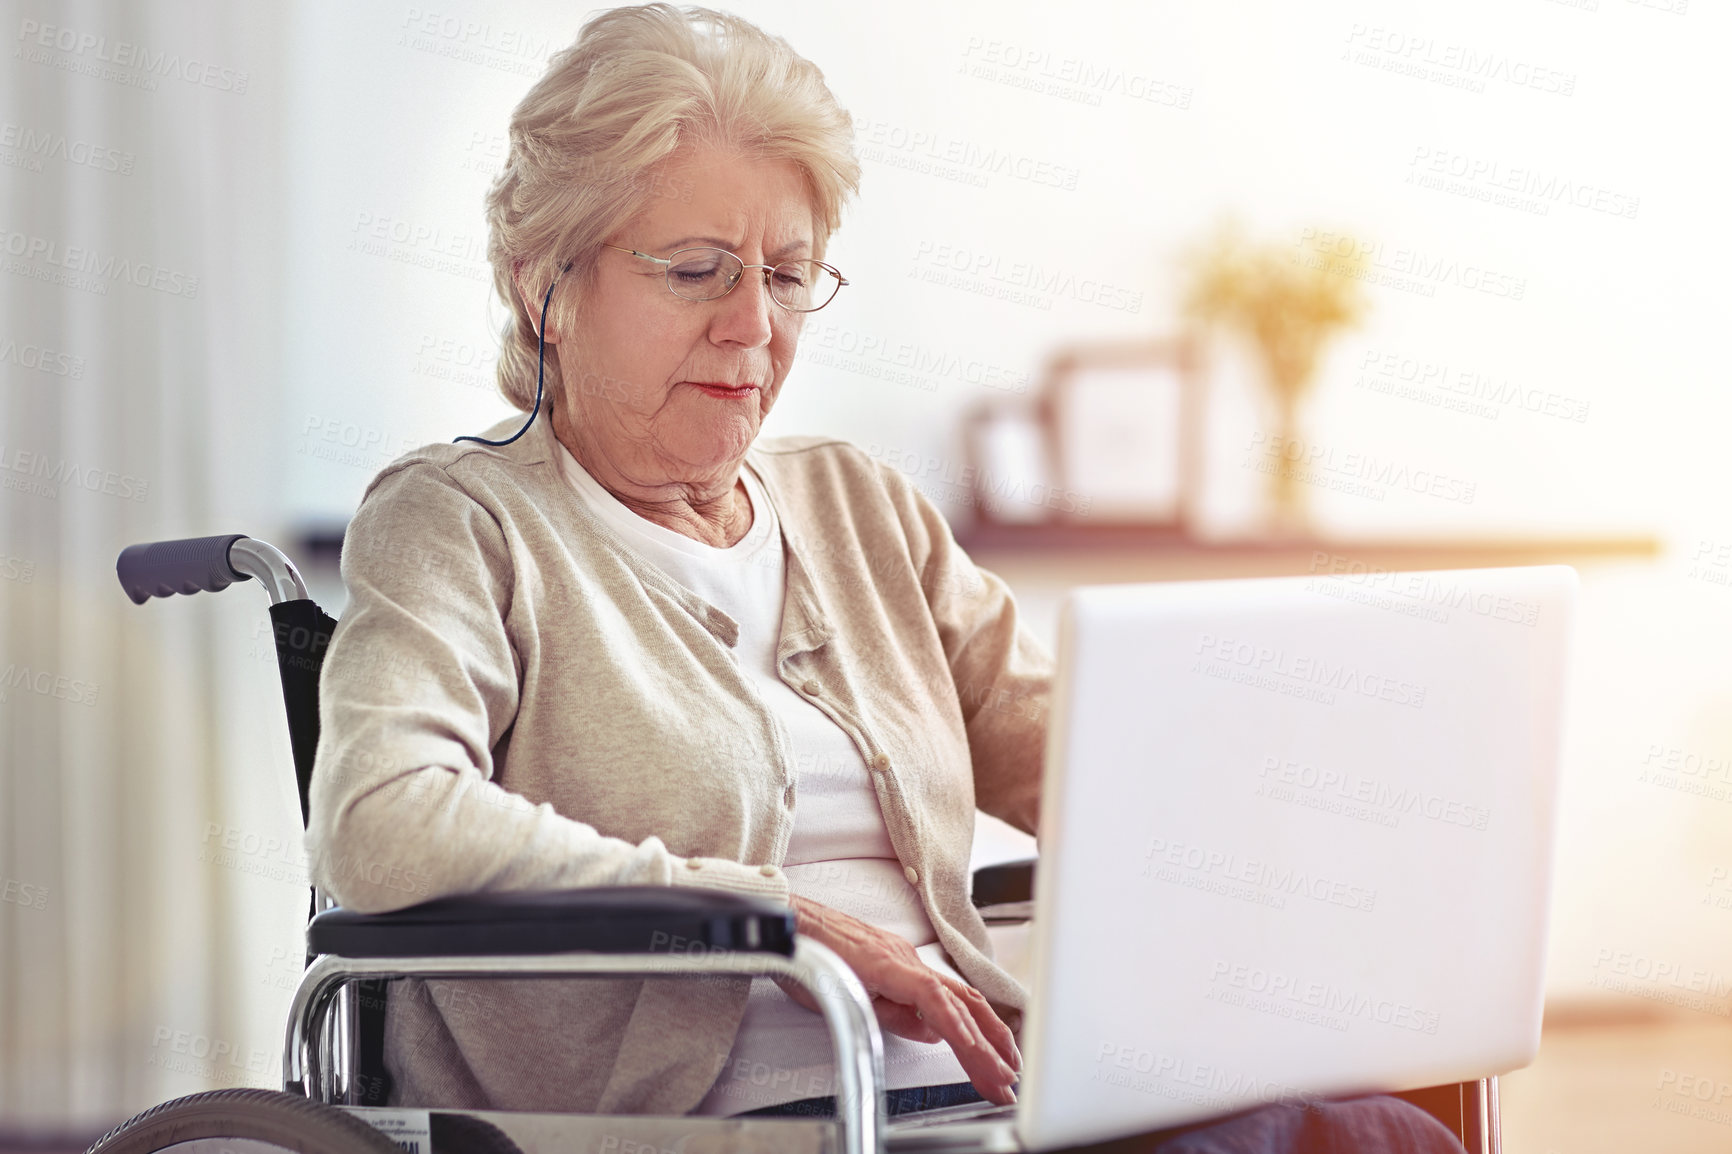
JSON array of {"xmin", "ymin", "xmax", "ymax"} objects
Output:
[{"xmin": 308, "ymin": 5, "xmax": 1464, "ymax": 1151}]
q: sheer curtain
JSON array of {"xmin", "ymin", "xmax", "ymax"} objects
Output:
[{"xmin": 0, "ymin": 0, "xmax": 298, "ymax": 1133}]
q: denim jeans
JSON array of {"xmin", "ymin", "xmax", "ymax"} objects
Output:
[{"xmin": 733, "ymin": 1082, "xmax": 1466, "ymax": 1152}]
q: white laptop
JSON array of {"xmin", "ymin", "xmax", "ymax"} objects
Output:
[{"xmin": 890, "ymin": 565, "xmax": 1575, "ymax": 1151}]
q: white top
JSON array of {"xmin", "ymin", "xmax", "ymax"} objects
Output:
[{"xmin": 553, "ymin": 441, "xmax": 971, "ymax": 1113}]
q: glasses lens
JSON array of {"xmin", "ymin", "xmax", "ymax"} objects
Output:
[
  {"xmin": 771, "ymin": 261, "xmax": 842, "ymax": 312},
  {"xmin": 665, "ymin": 248, "xmax": 742, "ymax": 301}
]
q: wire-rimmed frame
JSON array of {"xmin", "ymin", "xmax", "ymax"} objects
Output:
[{"xmin": 601, "ymin": 243, "xmax": 848, "ymax": 312}]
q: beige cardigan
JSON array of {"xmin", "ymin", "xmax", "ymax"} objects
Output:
[{"xmin": 305, "ymin": 406, "xmax": 1054, "ymax": 1115}]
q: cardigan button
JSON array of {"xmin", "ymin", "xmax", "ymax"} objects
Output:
[
  {"xmin": 870, "ymin": 752, "xmax": 890, "ymax": 773},
  {"xmin": 903, "ymin": 865, "xmax": 919, "ymax": 885},
  {"xmin": 801, "ymin": 679, "xmax": 822, "ymax": 696},
  {"xmin": 684, "ymin": 858, "xmax": 703, "ymax": 870},
  {"xmin": 759, "ymin": 864, "xmax": 778, "ymax": 877}
]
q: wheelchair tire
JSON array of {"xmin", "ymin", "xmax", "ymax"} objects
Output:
[{"xmin": 85, "ymin": 1088, "xmax": 403, "ymax": 1154}]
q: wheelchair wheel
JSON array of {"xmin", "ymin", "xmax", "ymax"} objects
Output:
[{"xmin": 86, "ymin": 1088, "xmax": 402, "ymax": 1154}]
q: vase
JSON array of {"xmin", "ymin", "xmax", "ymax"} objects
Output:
[{"xmin": 1264, "ymin": 379, "xmax": 1312, "ymax": 538}]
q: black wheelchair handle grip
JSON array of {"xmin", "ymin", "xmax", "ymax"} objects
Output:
[{"xmin": 117, "ymin": 533, "xmax": 252, "ymax": 604}]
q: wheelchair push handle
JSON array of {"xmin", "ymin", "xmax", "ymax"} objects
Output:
[
  {"xmin": 118, "ymin": 534, "xmax": 311, "ymax": 606},
  {"xmin": 117, "ymin": 533, "xmax": 253, "ymax": 604}
]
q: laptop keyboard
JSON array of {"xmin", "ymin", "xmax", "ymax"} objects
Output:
[{"xmin": 888, "ymin": 1098, "xmax": 1018, "ymax": 1129}]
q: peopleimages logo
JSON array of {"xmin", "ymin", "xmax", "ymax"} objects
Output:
[
  {"xmin": 958, "ymin": 38, "xmax": 1194, "ymax": 110},
  {"xmin": 1306, "ymin": 551, "xmax": 1541, "ymax": 627},
  {"xmin": 1142, "ymin": 836, "xmax": 1378, "ymax": 914},
  {"xmin": 1354, "ymin": 346, "xmax": 1591, "ymax": 424},
  {"xmin": 147, "ymin": 1027, "xmax": 278, "ymax": 1086},
  {"xmin": 1588, "ymin": 947, "xmax": 1732, "ymax": 1016},
  {"xmin": 1407, "ymin": 145, "xmax": 1639, "ymax": 220},
  {"xmin": 0, "ymin": 227, "xmax": 199, "ymax": 298},
  {"xmin": 0, "ymin": 876, "xmax": 48, "ymax": 912},
  {"xmin": 1192, "ymin": 632, "xmax": 1428, "ymax": 709},
  {"xmin": 15, "ymin": 19, "xmax": 250, "ymax": 93},
  {"xmin": 856, "ymin": 119, "xmax": 1081, "ymax": 191},
  {"xmin": 1257, "ymin": 756, "xmax": 1490, "ymax": 832},
  {"xmin": 1207, "ymin": 959, "xmax": 1442, "ymax": 1035},
  {"xmin": 0, "ymin": 663, "xmax": 100, "ymax": 707},
  {"xmin": 802, "ymin": 321, "xmax": 1032, "ymax": 395},
  {"xmin": 397, "ymin": 7, "xmax": 554, "ymax": 77},
  {"xmin": 1295, "ymin": 228, "xmax": 1525, "ymax": 302},
  {"xmin": 1341, "ymin": 23, "xmax": 1576, "ymax": 96},
  {"xmin": 0, "ymin": 337, "xmax": 83, "ymax": 378},
  {"xmin": 911, "ymin": 239, "xmax": 1143, "ymax": 313},
  {"xmin": 0, "ymin": 443, "xmax": 150, "ymax": 502},
  {"xmin": 0, "ymin": 122, "xmax": 135, "ymax": 174},
  {"xmin": 1093, "ymin": 1042, "xmax": 1314, "ymax": 1109},
  {"xmin": 866, "ymin": 443, "xmax": 1092, "ymax": 517},
  {"xmin": 1245, "ymin": 431, "xmax": 1476, "ymax": 506}
]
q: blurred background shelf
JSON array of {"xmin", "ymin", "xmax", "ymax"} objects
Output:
[
  {"xmin": 953, "ymin": 525, "xmax": 1663, "ymax": 647},
  {"xmin": 957, "ymin": 523, "xmax": 1663, "ymax": 584}
]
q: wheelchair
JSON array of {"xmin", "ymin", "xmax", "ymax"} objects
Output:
[{"xmin": 92, "ymin": 532, "xmax": 1502, "ymax": 1154}]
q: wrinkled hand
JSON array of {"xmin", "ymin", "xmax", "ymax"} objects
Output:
[{"xmin": 773, "ymin": 893, "xmax": 1021, "ymax": 1107}]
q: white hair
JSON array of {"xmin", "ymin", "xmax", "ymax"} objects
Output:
[{"xmin": 484, "ymin": 3, "xmax": 862, "ymax": 411}]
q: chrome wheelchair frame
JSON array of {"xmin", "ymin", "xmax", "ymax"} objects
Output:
[{"xmin": 99, "ymin": 532, "xmax": 1498, "ymax": 1154}]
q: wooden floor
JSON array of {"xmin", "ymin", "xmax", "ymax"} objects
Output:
[{"xmin": 1501, "ymin": 1011, "xmax": 1732, "ymax": 1154}]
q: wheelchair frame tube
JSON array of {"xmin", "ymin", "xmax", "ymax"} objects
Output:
[
  {"xmin": 1478, "ymin": 1076, "xmax": 1500, "ymax": 1154},
  {"xmin": 284, "ymin": 939, "xmax": 887, "ymax": 1154},
  {"xmin": 226, "ymin": 537, "xmax": 309, "ymax": 605}
]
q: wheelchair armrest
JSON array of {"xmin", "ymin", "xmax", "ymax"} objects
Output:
[
  {"xmin": 971, "ymin": 857, "xmax": 1036, "ymax": 908},
  {"xmin": 307, "ymin": 885, "xmax": 795, "ymax": 959}
]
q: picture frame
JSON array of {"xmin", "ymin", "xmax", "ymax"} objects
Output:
[
  {"xmin": 961, "ymin": 403, "xmax": 1058, "ymax": 526},
  {"xmin": 963, "ymin": 336, "xmax": 1202, "ymax": 530}
]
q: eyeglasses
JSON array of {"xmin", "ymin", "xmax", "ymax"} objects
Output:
[{"xmin": 600, "ymin": 243, "xmax": 848, "ymax": 312}]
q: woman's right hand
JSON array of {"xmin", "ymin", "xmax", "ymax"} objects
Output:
[{"xmin": 773, "ymin": 893, "xmax": 1021, "ymax": 1107}]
